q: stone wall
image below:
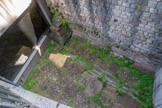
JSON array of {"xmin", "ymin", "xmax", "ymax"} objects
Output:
[{"xmin": 46, "ymin": 0, "xmax": 162, "ymax": 71}]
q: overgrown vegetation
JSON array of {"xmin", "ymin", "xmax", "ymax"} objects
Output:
[
  {"xmin": 47, "ymin": 41, "xmax": 54, "ymax": 52},
  {"xmin": 67, "ymin": 96, "xmax": 75, "ymax": 107},
  {"xmin": 77, "ymin": 85, "xmax": 86, "ymax": 91},
  {"xmin": 116, "ymin": 77, "xmax": 126, "ymax": 96},
  {"xmin": 70, "ymin": 39, "xmax": 154, "ymax": 108},
  {"xmin": 51, "ymin": 8, "xmax": 71, "ymax": 33}
]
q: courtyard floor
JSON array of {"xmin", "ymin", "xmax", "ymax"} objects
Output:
[{"xmin": 23, "ymin": 38, "xmax": 154, "ymax": 108}]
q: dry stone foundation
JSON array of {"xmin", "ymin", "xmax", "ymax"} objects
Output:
[{"xmin": 46, "ymin": 0, "xmax": 162, "ymax": 72}]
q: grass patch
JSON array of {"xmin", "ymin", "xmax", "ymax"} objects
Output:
[
  {"xmin": 23, "ymin": 66, "xmax": 39, "ymax": 90},
  {"xmin": 75, "ymin": 75, "xmax": 81, "ymax": 82},
  {"xmin": 116, "ymin": 78, "xmax": 125, "ymax": 96},
  {"xmin": 97, "ymin": 73, "xmax": 105, "ymax": 82},
  {"xmin": 77, "ymin": 84, "xmax": 87, "ymax": 91},
  {"xmin": 31, "ymin": 87, "xmax": 40, "ymax": 93},
  {"xmin": 110, "ymin": 58, "xmax": 153, "ymax": 107},
  {"xmin": 38, "ymin": 59, "xmax": 51, "ymax": 65},
  {"xmin": 88, "ymin": 72, "xmax": 92, "ymax": 75},
  {"xmin": 114, "ymin": 72, "xmax": 126, "ymax": 96},
  {"xmin": 47, "ymin": 41, "xmax": 54, "ymax": 52},
  {"xmin": 23, "ymin": 78, "xmax": 38, "ymax": 90},
  {"xmin": 67, "ymin": 96, "xmax": 74, "ymax": 107}
]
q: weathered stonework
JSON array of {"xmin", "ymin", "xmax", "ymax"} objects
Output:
[{"xmin": 46, "ymin": 0, "xmax": 162, "ymax": 71}]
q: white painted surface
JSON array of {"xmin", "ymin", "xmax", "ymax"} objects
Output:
[
  {"xmin": 0, "ymin": 0, "xmax": 32, "ymax": 36},
  {"xmin": 0, "ymin": 80, "xmax": 71, "ymax": 108}
]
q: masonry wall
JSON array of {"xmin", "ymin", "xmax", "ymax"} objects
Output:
[{"xmin": 46, "ymin": 0, "xmax": 162, "ymax": 72}]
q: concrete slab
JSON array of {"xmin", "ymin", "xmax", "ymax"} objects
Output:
[{"xmin": 0, "ymin": 80, "xmax": 71, "ymax": 108}]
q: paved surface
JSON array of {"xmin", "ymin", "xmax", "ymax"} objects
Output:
[{"xmin": 24, "ymin": 38, "xmax": 149, "ymax": 108}]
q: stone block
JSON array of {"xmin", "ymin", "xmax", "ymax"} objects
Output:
[
  {"xmin": 150, "ymin": 8, "xmax": 158, "ymax": 14},
  {"xmin": 109, "ymin": 101, "xmax": 122, "ymax": 108},
  {"xmin": 96, "ymin": 16, "xmax": 102, "ymax": 20},
  {"xmin": 158, "ymin": 10, "xmax": 162, "ymax": 14},
  {"xmin": 85, "ymin": 78, "xmax": 102, "ymax": 97},
  {"xmin": 146, "ymin": 39, "xmax": 153, "ymax": 44},
  {"xmin": 78, "ymin": 15, "xmax": 86, "ymax": 22},
  {"xmin": 76, "ymin": 46, "xmax": 91, "ymax": 58},
  {"xmin": 143, "ymin": 12, "xmax": 151, "ymax": 17},
  {"xmin": 157, "ymin": 2, "xmax": 162, "ymax": 10},
  {"xmin": 151, "ymin": 14, "xmax": 159, "ymax": 19},
  {"xmin": 127, "ymin": 8, "xmax": 135, "ymax": 13},
  {"xmin": 104, "ymin": 85, "xmax": 117, "ymax": 98},
  {"xmin": 139, "ymin": 24, "xmax": 144, "ymax": 28},
  {"xmin": 157, "ymin": 24, "xmax": 162, "ymax": 29},
  {"xmin": 100, "ymin": 94, "xmax": 109, "ymax": 105},
  {"xmin": 123, "ymin": 3, "xmax": 130, "ymax": 7},
  {"xmin": 133, "ymin": 62, "xmax": 154, "ymax": 75},
  {"xmin": 131, "ymin": 4, "xmax": 137, "ymax": 9},
  {"xmin": 118, "ymin": 1, "xmax": 122, "ymax": 6},
  {"xmin": 112, "ymin": 0, "xmax": 118, "ymax": 5},
  {"xmin": 151, "ymin": 28, "xmax": 159, "ymax": 32},
  {"xmin": 118, "ymin": 94, "xmax": 141, "ymax": 108},
  {"xmin": 108, "ymin": 62, "xmax": 120, "ymax": 74},
  {"xmin": 119, "ymin": 68, "xmax": 139, "ymax": 84},
  {"xmin": 142, "ymin": 7, "xmax": 150, "ymax": 12},
  {"xmin": 128, "ymin": 0, "xmax": 137, "ymax": 3},
  {"xmin": 148, "ymin": 1, "xmax": 157, "ymax": 8}
]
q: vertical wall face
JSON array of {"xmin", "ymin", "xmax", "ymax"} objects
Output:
[{"xmin": 46, "ymin": 0, "xmax": 162, "ymax": 70}]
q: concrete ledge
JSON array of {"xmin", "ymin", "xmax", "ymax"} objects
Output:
[
  {"xmin": 0, "ymin": 80, "xmax": 71, "ymax": 108},
  {"xmin": 153, "ymin": 67, "xmax": 162, "ymax": 108}
]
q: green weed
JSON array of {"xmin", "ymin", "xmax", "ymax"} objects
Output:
[
  {"xmin": 31, "ymin": 87, "xmax": 40, "ymax": 93},
  {"xmin": 23, "ymin": 66, "xmax": 38, "ymax": 90},
  {"xmin": 60, "ymin": 18, "xmax": 71, "ymax": 33},
  {"xmin": 47, "ymin": 41, "xmax": 54, "ymax": 52},
  {"xmin": 97, "ymin": 73, "xmax": 105, "ymax": 82},
  {"xmin": 67, "ymin": 96, "xmax": 74, "ymax": 107},
  {"xmin": 88, "ymin": 72, "xmax": 92, "ymax": 75},
  {"xmin": 23, "ymin": 78, "xmax": 38, "ymax": 90},
  {"xmin": 77, "ymin": 85, "xmax": 86, "ymax": 91},
  {"xmin": 51, "ymin": 8, "xmax": 56, "ymax": 13},
  {"xmin": 51, "ymin": 8, "xmax": 71, "ymax": 33}
]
